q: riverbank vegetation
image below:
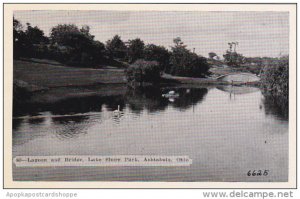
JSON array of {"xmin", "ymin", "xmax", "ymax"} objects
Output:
[{"xmin": 260, "ymin": 56, "xmax": 289, "ymax": 118}]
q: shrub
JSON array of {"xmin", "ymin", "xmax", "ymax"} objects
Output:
[
  {"xmin": 260, "ymin": 56, "xmax": 288, "ymax": 96},
  {"xmin": 126, "ymin": 60, "xmax": 161, "ymax": 85}
]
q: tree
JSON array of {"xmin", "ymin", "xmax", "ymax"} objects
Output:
[
  {"xmin": 13, "ymin": 17, "xmax": 24, "ymax": 44},
  {"xmin": 223, "ymin": 42, "xmax": 245, "ymax": 66},
  {"xmin": 106, "ymin": 35, "xmax": 127, "ymax": 59},
  {"xmin": 127, "ymin": 38, "xmax": 145, "ymax": 63},
  {"xmin": 144, "ymin": 44, "xmax": 170, "ymax": 72},
  {"xmin": 208, "ymin": 52, "xmax": 217, "ymax": 59},
  {"xmin": 223, "ymin": 50, "xmax": 245, "ymax": 66},
  {"xmin": 13, "ymin": 18, "xmax": 48, "ymax": 58},
  {"xmin": 169, "ymin": 38, "xmax": 210, "ymax": 77},
  {"xmin": 126, "ymin": 59, "xmax": 161, "ymax": 85},
  {"xmin": 170, "ymin": 43, "xmax": 191, "ymax": 75},
  {"xmin": 80, "ymin": 25, "xmax": 94, "ymax": 40},
  {"xmin": 173, "ymin": 37, "xmax": 186, "ymax": 47},
  {"xmin": 89, "ymin": 40, "xmax": 106, "ymax": 64},
  {"xmin": 13, "ymin": 17, "xmax": 23, "ymax": 32},
  {"xmin": 50, "ymin": 24, "xmax": 81, "ymax": 45},
  {"xmin": 13, "ymin": 18, "xmax": 26, "ymax": 58},
  {"xmin": 25, "ymin": 23, "xmax": 48, "ymax": 44},
  {"xmin": 49, "ymin": 24, "xmax": 106, "ymax": 66},
  {"xmin": 24, "ymin": 23, "xmax": 49, "ymax": 58}
]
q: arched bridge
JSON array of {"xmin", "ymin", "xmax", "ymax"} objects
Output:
[{"xmin": 216, "ymin": 73, "xmax": 260, "ymax": 83}]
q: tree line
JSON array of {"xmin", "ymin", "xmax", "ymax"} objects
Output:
[{"xmin": 13, "ymin": 18, "xmax": 210, "ymax": 83}]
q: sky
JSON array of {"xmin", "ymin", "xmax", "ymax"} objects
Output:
[{"xmin": 14, "ymin": 10, "xmax": 289, "ymax": 58}]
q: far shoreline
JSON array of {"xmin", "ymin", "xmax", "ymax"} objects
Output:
[{"xmin": 13, "ymin": 58, "xmax": 261, "ymax": 105}]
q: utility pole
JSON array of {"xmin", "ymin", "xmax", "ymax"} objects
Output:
[
  {"xmin": 228, "ymin": 43, "xmax": 233, "ymax": 52},
  {"xmin": 227, "ymin": 42, "xmax": 239, "ymax": 65},
  {"xmin": 228, "ymin": 42, "xmax": 233, "ymax": 64}
]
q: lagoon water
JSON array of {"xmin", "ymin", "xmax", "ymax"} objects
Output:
[{"xmin": 12, "ymin": 86, "xmax": 288, "ymax": 181}]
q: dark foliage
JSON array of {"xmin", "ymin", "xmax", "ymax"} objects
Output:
[
  {"xmin": 13, "ymin": 20, "xmax": 107, "ymax": 67},
  {"xmin": 223, "ymin": 50, "xmax": 245, "ymax": 66},
  {"xmin": 144, "ymin": 44, "xmax": 171, "ymax": 72},
  {"xmin": 169, "ymin": 38, "xmax": 210, "ymax": 77},
  {"xmin": 106, "ymin": 35, "xmax": 127, "ymax": 59},
  {"xmin": 13, "ymin": 19, "xmax": 48, "ymax": 59},
  {"xmin": 208, "ymin": 52, "xmax": 217, "ymax": 59},
  {"xmin": 49, "ymin": 24, "xmax": 106, "ymax": 66},
  {"xmin": 126, "ymin": 59, "xmax": 161, "ymax": 84},
  {"xmin": 260, "ymin": 56, "xmax": 289, "ymax": 118},
  {"xmin": 127, "ymin": 38, "xmax": 145, "ymax": 63}
]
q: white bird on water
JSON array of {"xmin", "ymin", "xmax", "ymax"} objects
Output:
[
  {"xmin": 162, "ymin": 90, "xmax": 179, "ymax": 98},
  {"xmin": 113, "ymin": 105, "xmax": 122, "ymax": 116}
]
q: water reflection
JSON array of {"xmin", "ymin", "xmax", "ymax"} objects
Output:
[
  {"xmin": 12, "ymin": 85, "xmax": 289, "ymax": 125},
  {"xmin": 12, "ymin": 85, "xmax": 289, "ymax": 182},
  {"xmin": 13, "ymin": 86, "xmax": 211, "ymax": 119},
  {"xmin": 262, "ymin": 94, "xmax": 288, "ymax": 120},
  {"xmin": 53, "ymin": 115, "xmax": 89, "ymax": 140},
  {"xmin": 12, "ymin": 86, "xmax": 289, "ymax": 139},
  {"xmin": 125, "ymin": 86, "xmax": 168, "ymax": 114},
  {"xmin": 217, "ymin": 85, "xmax": 260, "ymax": 99},
  {"xmin": 13, "ymin": 86, "xmax": 211, "ymax": 144},
  {"xmin": 52, "ymin": 115, "xmax": 89, "ymax": 125},
  {"xmin": 12, "ymin": 118, "xmax": 23, "ymax": 131},
  {"xmin": 13, "ymin": 95, "xmax": 125, "ymax": 117},
  {"xmin": 50, "ymin": 96, "xmax": 104, "ymax": 115},
  {"xmin": 217, "ymin": 85, "xmax": 288, "ymax": 120},
  {"xmin": 104, "ymin": 96, "xmax": 126, "ymax": 112},
  {"xmin": 28, "ymin": 118, "xmax": 45, "ymax": 125},
  {"xmin": 167, "ymin": 88, "xmax": 208, "ymax": 110},
  {"xmin": 126, "ymin": 86, "xmax": 209, "ymax": 113},
  {"xmin": 112, "ymin": 112, "xmax": 125, "ymax": 125},
  {"xmin": 12, "ymin": 118, "xmax": 48, "ymax": 146}
]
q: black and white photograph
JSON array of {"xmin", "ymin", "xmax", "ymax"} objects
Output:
[{"xmin": 4, "ymin": 3, "xmax": 296, "ymax": 188}]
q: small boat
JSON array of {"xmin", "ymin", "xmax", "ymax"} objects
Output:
[{"xmin": 162, "ymin": 90, "xmax": 179, "ymax": 98}]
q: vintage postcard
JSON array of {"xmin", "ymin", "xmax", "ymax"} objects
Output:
[{"xmin": 3, "ymin": 3, "xmax": 296, "ymax": 188}]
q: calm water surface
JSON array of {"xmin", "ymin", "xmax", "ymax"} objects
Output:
[{"xmin": 13, "ymin": 86, "xmax": 288, "ymax": 181}]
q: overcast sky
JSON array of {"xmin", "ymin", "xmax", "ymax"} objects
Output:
[{"xmin": 14, "ymin": 10, "xmax": 289, "ymax": 58}]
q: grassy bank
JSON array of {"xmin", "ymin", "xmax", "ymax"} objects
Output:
[
  {"xmin": 14, "ymin": 59, "xmax": 126, "ymax": 89},
  {"xmin": 29, "ymin": 84, "xmax": 127, "ymax": 104},
  {"xmin": 13, "ymin": 59, "xmax": 127, "ymax": 105}
]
